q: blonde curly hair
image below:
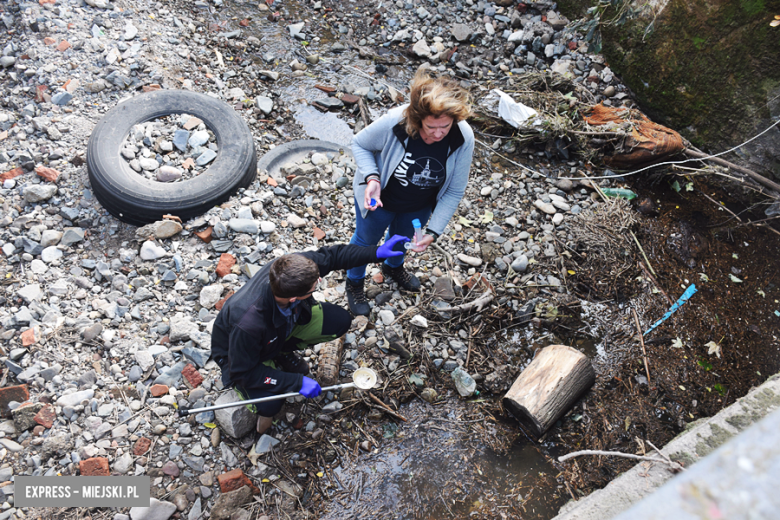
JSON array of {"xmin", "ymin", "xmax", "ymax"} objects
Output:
[{"xmin": 403, "ymin": 69, "xmax": 472, "ymax": 139}]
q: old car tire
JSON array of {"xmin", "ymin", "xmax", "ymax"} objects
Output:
[{"xmin": 87, "ymin": 90, "xmax": 257, "ymax": 226}]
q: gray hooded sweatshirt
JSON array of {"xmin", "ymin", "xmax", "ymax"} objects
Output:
[{"xmin": 351, "ymin": 104, "xmax": 474, "ymax": 236}]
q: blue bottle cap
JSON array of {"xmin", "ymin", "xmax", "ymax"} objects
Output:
[
  {"xmin": 370, "ymin": 198, "xmax": 376, "ymax": 207},
  {"xmin": 411, "ymin": 218, "xmax": 421, "ymax": 228}
]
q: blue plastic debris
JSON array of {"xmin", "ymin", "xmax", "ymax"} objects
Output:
[{"xmin": 644, "ymin": 284, "xmax": 698, "ymax": 336}]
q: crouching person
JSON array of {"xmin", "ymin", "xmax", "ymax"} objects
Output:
[{"xmin": 211, "ymin": 236, "xmax": 407, "ymax": 434}]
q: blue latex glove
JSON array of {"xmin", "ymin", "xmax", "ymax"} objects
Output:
[
  {"xmin": 300, "ymin": 376, "xmax": 322, "ymax": 398},
  {"xmin": 377, "ymin": 234, "xmax": 409, "ymax": 259}
]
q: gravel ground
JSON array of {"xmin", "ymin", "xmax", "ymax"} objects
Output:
[{"xmin": 0, "ymin": 0, "xmax": 645, "ymax": 519}]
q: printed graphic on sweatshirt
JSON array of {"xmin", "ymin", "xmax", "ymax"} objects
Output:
[{"xmin": 392, "ymin": 152, "xmax": 446, "ymax": 189}]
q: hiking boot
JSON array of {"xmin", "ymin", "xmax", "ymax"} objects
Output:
[
  {"xmin": 346, "ymin": 278, "xmax": 371, "ymax": 316},
  {"xmin": 384, "ymin": 327, "xmax": 411, "ymax": 359},
  {"xmin": 381, "ymin": 263, "xmax": 421, "ymax": 292},
  {"xmin": 277, "ymin": 352, "xmax": 310, "ymax": 375}
]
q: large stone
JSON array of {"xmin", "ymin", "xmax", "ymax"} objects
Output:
[
  {"xmin": 136, "ymin": 220, "xmax": 183, "ymax": 240},
  {"xmin": 129, "ymin": 498, "xmax": 177, "ymax": 520},
  {"xmin": 199, "ymin": 284, "xmax": 224, "ymax": 309},
  {"xmin": 214, "ymin": 390, "xmax": 255, "ymax": 438},
  {"xmin": 210, "ymin": 486, "xmax": 253, "ymax": 520},
  {"xmin": 255, "ymin": 96, "xmax": 273, "ymax": 115},
  {"xmin": 451, "ymin": 23, "xmax": 472, "ymax": 42},
  {"xmin": 169, "ymin": 315, "xmax": 199, "ymax": 342},
  {"xmin": 24, "ymin": 185, "xmax": 57, "ymax": 203}
]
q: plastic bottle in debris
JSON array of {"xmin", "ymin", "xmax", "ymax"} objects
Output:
[
  {"xmin": 451, "ymin": 367, "xmax": 476, "ymax": 397},
  {"xmin": 601, "ymin": 188, "xmax": 637, "ymax": 200}
]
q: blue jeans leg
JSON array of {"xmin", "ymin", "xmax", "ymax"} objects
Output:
[
  {"xmin": 384, "ymin": 206, "xmax": 433, "ymax": 268},
  {"xmin": 347, "ymin": 200, "xmax": 397, "ymax": 282}
]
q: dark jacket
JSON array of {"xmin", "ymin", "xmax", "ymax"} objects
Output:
[{"xmin": 211, "ymin": 244, "xmax": 380, "ymax": 394}]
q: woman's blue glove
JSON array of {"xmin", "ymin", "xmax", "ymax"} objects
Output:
[
  {"xmin": 377, "ymin": 235, "xmax": 409, "ymax": 259},
  {"xmin": 300, "ymin": 376, "xmax": 322, "ymax": 398}
]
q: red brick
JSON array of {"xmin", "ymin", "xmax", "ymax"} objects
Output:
[
  {"xmin": 80, "ymin": 457, "xmax": 110, "ymax": 476},
  {"xmin": 266, "ymin": 177, "xmax": 278, "ymax": 187},
  {"xmin": 182, "ymin": 364, "xmax": 203, "ymax": 388},
  {"xmin": 35, "ymin": 85, "xmax": 49, "ymax": 103},
  {"xmin": 133, "ymin": 437, "xmax": 152, "ymax": 456},
  {"xmin": 312, "ymin": 227, "xmax": 326, "ymax": 240},
  {"xmin": 215, "ymin": 291, "xmax": 234, "ymax": 311},
  {"xmin": 0, "ymin": 168, "xmax": 24, "ymax": 183},
  {"xmin": 216, "ymin": 253, "xmax": 236, "ymax": 278},
  {"xmin": 35, "ymin": 166, "xmax": 60, "ymax": 183},
  {"xmin": 0, "ymin": 386, "xmax": 29, "ymax": 417},
  {"xmin": 34, "ymin": 404, "xmax": 55, "ymax": 429},
  {"xmin": 341, "ymin": 94, "xmax": 359, "ymax": 105},
  {"xmin": 56, "ymin": 41, "xmax": 71, "ymax": 52},
  {"xmin": 43, "ymin": 37, "xmax": 56, "ymax": 46},
  {"xmin": 217, "ymin": 469, "xmax": 260, "ymax": 495},
  {"xmin": 195, "ymin": 227, "xmax": 213, "ymax": 243},
  {"xmin": 21, "ymin": 328, "xmax": 36, "ymax": 347},
  {"xmin": 150, "ymin": 384, "xmax": 169, "ymax": 397}
]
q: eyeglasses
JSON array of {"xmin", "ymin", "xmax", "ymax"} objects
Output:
[{"xmin": 297, "ymin": 277, "xmax": 323, "ymax": 298}]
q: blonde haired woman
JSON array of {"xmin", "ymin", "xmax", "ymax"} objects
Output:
[{"xmin": 346, "ymin": 69, "xmax": 475, "ymax": 316}]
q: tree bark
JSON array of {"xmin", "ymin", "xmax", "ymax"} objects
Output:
[{"xmin": 503, "ymin": 345, "xmax": 595, "ymax": 437}]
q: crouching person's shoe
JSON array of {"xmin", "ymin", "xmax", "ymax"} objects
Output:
[
  {"xmin": 277, "ymin": 352, "xmax": 310, "ymax": 375},
  {"xmin": 256, "ymin": 415, "xmax": 273, "ymax": 434},
  {"xmin": 346, "ymin": 278, "xmax": 371, "ymax": 316},
  {"xmin": 381, "ymin": 263, "xmax": 421, "ymax": 292}
]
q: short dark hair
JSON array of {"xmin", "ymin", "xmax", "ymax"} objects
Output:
[{"xmin": 269, "ymin": 254, "xmax": 320, "ymax": 298}]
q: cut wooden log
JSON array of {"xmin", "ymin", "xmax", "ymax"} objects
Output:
[{"xmin": 503, "ymin": 344, "xmax": 595, "ymax": 437}]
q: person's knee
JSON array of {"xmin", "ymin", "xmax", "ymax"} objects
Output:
[{"xmin": 322, "ymin": 303, "xmax": 352, "ymax": 337}]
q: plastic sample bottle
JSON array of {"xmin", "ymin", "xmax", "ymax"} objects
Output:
[
  {"xmin": 601, "ymin": 188, "xmax": 637, "ymax": 200},
  {"xmin": 405, "ymin": 219, "xmax": 424, "ymax": 250}
]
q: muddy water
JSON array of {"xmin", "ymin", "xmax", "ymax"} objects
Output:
[{"xmin": 320, "ymin": 399, "xmax": 564, "ymax": 520}]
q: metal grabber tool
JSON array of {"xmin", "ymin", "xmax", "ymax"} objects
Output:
[{"xmin": 176, "ymin": 368, "xmax": 378, "ymax": 417}]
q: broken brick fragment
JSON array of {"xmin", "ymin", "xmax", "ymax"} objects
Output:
[
  {"xmin": 150, "ymin": 384, "xmax": 169, "ymax": 397},
  {"xmin": 133, "ymin": 437, "xmax": 152, "ymax": 456},
  {"xmin": 80, "ymin": 457, "xmax": 110, "ymax": 476},
  {"xmin": 216, "ymin": 253, "xmax": 236, "ymax": 278},
  {"xmin": 0, "ymin": 385, "xmax": 29, "ymax": 417},
  {"xmin": 312, "ymin": 227, "xmax": 326, "ymax": 240},
  {"xmin": 266, "ymin": 177, "xmax": 278, "ymax": 187},
  {"xmin": 0, "ymin": 168, "xmax": 24, "ymax": 183},
  {"xmin": 195, "ymin": 226, "xmax": 213, "ymax": 243},
  {"xmin": 182, "ymin": 364, "xmax": 204, "ymax": 388},
  {"xmin": 217, "ymin": 469, "xmax": 260, "ymax": 495},
  {"xmin": 43, "ymin": 37, "xmax": 56, "ymax": 46},
  {"xmin": 142, "ymin": 84, "xmax": 162, "ymax": 92},
  {"xmin": 34, "ymin": 404, "xmax": 55, "ymax": 429},
  {"xmin": 56, "ymin": 40, "xmax": 71, "ymax": 52},
  {"xmin": 215, "ymin": 290, "xmax": 234, "ymax": 311},
  {"xmin": 21, "ymin": 327, "xmax": 36, "ymax": 347},
  {"xmin": 341, "ymin": 94, "xmax": 359, "ymax": 105},
  {"xmin": 35, "ymin": 166, "xmax": 61, "ymax": 183}
]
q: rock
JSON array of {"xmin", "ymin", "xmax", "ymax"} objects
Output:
[
  {"xmin": 511, "ymin": 255, "xmax": 529, "ymax": 273},
  {"xmin": 451, "ymin": 23, "xmax": 472, "ymax": 42},
  {"xmin": 214, "ymin": 390, "xmax": 255, "ymax": 438},
  {"xmin": 129, "ymin": 498, "xmax": 177, "ymax": 520},
  {"xmin": 136, "ymin": 220, "xmax": 182, "ymax": 239},
  {"xmin": 432, "ymin": 276, "xmax": 456, "ymax": 301},
  {"xmin": 255, "ymin": 434, "xmax": 280, "ymax": 454},
  {"xmin": 140, "ymin": 241, "xmax": 169, "ymax": 260},
  {"xmin": 169, "ymin": 315, "xmax": 199, "ymax": 342},
  {"xmin": 534, "ymin": 200, "xmax": 557, "ymax": 215},
  {"xmin": 456, "ymin": 254, "xmax": 482, "ymax": 267},
  {"xmin": 200, "ymin": 284, "xmax": 223, "ymax": 309},
  {"xmin": 210, "ymin": 486, "xmax": 253, "ymax": 520},
  {"xmin": 378, "ymin": 310, "xmax": 395, "ymax": 326},
  {"xmin": 412, "ymin": 39, "xmax": 432, "ymax": 57},
  {"xmin": 255, "ymin": 96, "xmax": 274, "ymax": 115},
  {"xmin": 228, "ymin": 219, "xmax": 259, "ymax": 234},
  {"xmin": 24, "ymin": 185, "xmax": 57, "ymax": 203},
  {"xmin": 410, "ymin": 315, "xmax": 428, "ymax": 328}
]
